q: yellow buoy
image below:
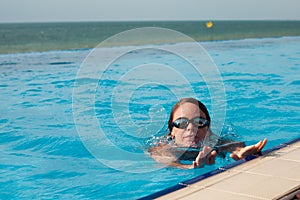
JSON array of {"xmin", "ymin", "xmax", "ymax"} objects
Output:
[{"xmin": 206, "ymin": 21, "xmax": 213, "ymax": 28}]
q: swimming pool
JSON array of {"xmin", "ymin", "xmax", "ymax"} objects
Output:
[{"xmin": 1, "ymin": 36, "xmax": 299, "ymax": 199}]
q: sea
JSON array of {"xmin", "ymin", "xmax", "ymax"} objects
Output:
[
  {"xmin": 1, "ymin": 21, "xmax": 300, "ymax": 199},
  {"xmin": 1, "ymin": 20, "xmax": 300, "ymax": 54}
]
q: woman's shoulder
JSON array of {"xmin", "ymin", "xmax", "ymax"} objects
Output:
[{"xmin": 148, "ymin": 143, "xmax": 172, "ymax": 153}]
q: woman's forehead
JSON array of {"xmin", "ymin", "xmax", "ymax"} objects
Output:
[{"xmin": 173, "ymin": 102, "xmax": 205, "ymax": 118}]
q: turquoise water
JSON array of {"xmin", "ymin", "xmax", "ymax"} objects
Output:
[
  {"xmin": 1, "ymin": 20, "xmax": 300, "ymax": 54},
  {"xmin": 1, "ymin": 36, "xmax": 300, "ymax": 199}
]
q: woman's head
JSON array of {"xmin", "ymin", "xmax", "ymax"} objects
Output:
[{"xmin": 168, "ymin": 98, "xmax": 211, "ymax": 147}]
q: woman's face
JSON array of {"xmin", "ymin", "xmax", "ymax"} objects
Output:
[{"xmin": 171, "ymin": 102, "xmax": 209, "ymax": 147}]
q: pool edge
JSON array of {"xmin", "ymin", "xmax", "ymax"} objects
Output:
[{"xmin": 139, "ymin": 136, "xmax": 300, "ymax": 200}]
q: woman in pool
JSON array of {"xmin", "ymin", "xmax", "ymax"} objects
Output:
[{"xmin": 149, "ymin": 97, "xmax": 267, "ymax": 169}]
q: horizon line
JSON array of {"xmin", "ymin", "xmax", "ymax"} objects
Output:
[{"xmin": 1, "ymin": 19, "xmax": 300, "ymax": 24}]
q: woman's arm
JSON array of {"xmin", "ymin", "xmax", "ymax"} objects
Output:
[
  {"xmin": 149, "ymin": 145, "xmax": 217, "ymax": 169},
  {"xmin": 211, "ymin": 131, "xmax": 267, "ymax": 160}
]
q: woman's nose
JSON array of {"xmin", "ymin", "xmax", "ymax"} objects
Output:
[{"xmin": 186, "ymin": 121, "xmax": 196, "ymax": 131}]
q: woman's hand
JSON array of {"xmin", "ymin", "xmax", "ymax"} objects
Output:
[
  {"xmin": 230, "ymin": 138, "xmax": 267, "ymax": 160},
  {"xmin": 193, "ymin": 146, "xmax": 217, "ymax": 168}
]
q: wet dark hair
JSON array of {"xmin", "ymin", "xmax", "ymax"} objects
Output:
[{"xmin": 167, "ymin": 98, "xmax": 211, "ymax": 133}]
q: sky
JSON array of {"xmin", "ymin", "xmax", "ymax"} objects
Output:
[{"xmin": 1, "ymin": 0, "xmax": 300, "ymax": 23}]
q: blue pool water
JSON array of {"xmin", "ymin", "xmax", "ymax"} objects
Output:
[{"xmin": 1, "ymin": 36, "xmax": 300, "ymax": 199}]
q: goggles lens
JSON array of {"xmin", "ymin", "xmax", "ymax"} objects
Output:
[{"xmin": 172, "ymin": 117, "xmax": 209, "ymax": 129}]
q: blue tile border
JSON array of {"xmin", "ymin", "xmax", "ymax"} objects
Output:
[
  {"xmin": 139, "ymin": 136, "xmax": 300, "ymax": 200},
  {"xmin": 138, "ymin": 184, "xmax": 186, "ymax": 200}
]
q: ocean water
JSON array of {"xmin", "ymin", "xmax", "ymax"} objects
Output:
[
  {"xmin": 1, "ymin": 34, "xmax": 300, "ymax": 199},
  {"xmin": 1, "ymin": 20, "xmax": 300, "ymax": 54}
]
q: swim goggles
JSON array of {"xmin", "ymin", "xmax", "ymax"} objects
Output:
[{"xmin": 172, "ymin": 117, "xmax": 209, "ymax": 129}]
